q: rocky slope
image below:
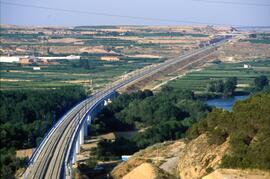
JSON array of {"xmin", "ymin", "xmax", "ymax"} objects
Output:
[
  {"xmin": 122, "ymin": 163, "xmax": 174, "ymax": 179},
  {"xmin": 203, "ymin": 169, "xmax": 270, "ymax": 179},
  {"xmin": 111, "ymin": 133, "xmax": 269, "ymax": 179},
  {"xmin": 111, "ymin": 140, "xmax": 186, "ymax": 178},
  {"xmin": 177, "ymin": 133, "xmax": 229, "ymax": 179}
]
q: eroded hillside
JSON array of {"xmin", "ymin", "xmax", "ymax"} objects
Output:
[{"xmin": 111, "ymin": 93, "xmax": 270, "ymax": 179}]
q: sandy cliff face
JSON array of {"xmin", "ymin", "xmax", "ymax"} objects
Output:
[
  {"xmin": 112, "ymin": 134, "xmax": 270, "ymax": 179},
  {"xmin": 122, "ymin": 163, "xmax": 173, "ymax": 179},
  {"xmin": 177, "ymin": 134, "xmax": 229, "ymax": 179},
  {"xmin": 111, "ymin": 140, "xmax": 186, "ymax": 179},
  {"xmin": 203, "ymin": 169, "xmax": 270, "ymax": 179},
  {"xmin": 122, "ymin": 163, "xmax": 157, "ymax": 179}
]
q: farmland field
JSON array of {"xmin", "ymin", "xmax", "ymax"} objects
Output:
[
  {"xmin": 1, "ymin": 26, "xmax": 269, "ymax": 92},
  {"xmin": 167, "ymin": 59, "xmax": 270, "ymax": 92},
  {"xmin": 0, "ymin": 57, "xmax": 162, "ymax": 91},
  {"xmin": 0, "ymin": 25, "xmax": 217, "ymax": 91}
]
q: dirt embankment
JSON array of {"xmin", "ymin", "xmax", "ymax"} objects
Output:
[
  {"xmin": 177, "ymin": 133, "xmax": 229, "ymax": 179},
  {"xmin": 111, "ymin": 133, "xmax": 270, "ymax": 179},
  {"xmin": 120, "ymin": 48, "xmax": 218, "ymax": 93},
  {"xmin": 218, "ymin": 42, "xmax": 270, "ymax": 62},
  {"xmin": 203, "ymin": 169, "xmax": 270, "ymax": 179},
  {"xmin": 111, "ymin": 140, "xmax": 186, "ymax": 179},
  {"xmin": 122, "ymin": 163, "xmax": 172, "ymax": 179}
]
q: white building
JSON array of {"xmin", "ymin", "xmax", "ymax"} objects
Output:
[
  {"xmin": 33, "ymin": 67, "xmax": 41, "ymax": 70},
  {"xmin": 0, "ymin": 56, "xmax": 20, "ymax": 63},
  {"xmin": 244, "ymin": 64, "xmax": 251, "ymax": 69}
]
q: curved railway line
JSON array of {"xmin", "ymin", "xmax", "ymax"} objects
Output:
[{"xmin": 23, "ymin": 36, "xmax": 232, "ymax": 179}]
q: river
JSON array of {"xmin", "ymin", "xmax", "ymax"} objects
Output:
[{"xmin": 206, "ymin": 95, "xmax": 249, "ymax": 111}]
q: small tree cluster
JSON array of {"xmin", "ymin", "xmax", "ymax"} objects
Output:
[{"xmin": 206, "ymin": 77, "xmax": 237, "ymax": 96}]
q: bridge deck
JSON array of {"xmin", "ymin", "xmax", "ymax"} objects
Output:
[{"xmin": 23, "ymin": 37, "xmax": 231, "ymax": 179}]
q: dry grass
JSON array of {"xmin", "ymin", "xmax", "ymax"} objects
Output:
[{"xmin": 16, "ymin": 148, "xmax": 34, "ymax": 158}]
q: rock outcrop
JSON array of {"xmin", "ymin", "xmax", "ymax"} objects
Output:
[
  {"xmin": 112, "ymin": 133, "xmax": 270, "ymax": 179},
  {"xmin": 177, "ymin": 133, "xmax": 229, "ymax": 179},
  {"xmin": 111, "ymin": 140, "xmax": 186, "ymax": 179},
  {"xmin": 122, "ymin": 163, "xmax": 163, "ymax": 179}
]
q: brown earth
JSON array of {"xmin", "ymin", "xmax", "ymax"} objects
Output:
[
  {"xmin": 79, "ymin": 46, "xmax": 110, "ymax": 53},
  {"xmin": 177, "ymin": 133, "xmax": 229, "ymax": 179},
  {"xmin": 119, "ymin": 48, "xmax": 218, "ymax": 93},
  {"xmin": 0, "ymin": 25, "xmax": 228, "ymax": 59},
  {"xmin": 112, "ymin": 132, "xmax": 270, "ymax": 179},
  {"xmin": 111, "ymin": 140, "xmax": 187, "ymax": 179},
  {"xmin": 16, "ymin": 148, "xmax": 34, "ymax": 158},
  {"xmin": 48, "ymin": 38, "xmax": 83, "ymax": 43},
  {"xmin": 112, "ymin": 133, "xmax": 230, "ymax": 179},
  {"xmin": 218, "ymin": 42, "xmax": 270, "ymax": 62},
  {"xmin": 122, "ymin": 163, "xmax": 173, "ymax": 179},
  {"xmin": 119, "ymin": 39, "xmax": 270, "ymax": 93},
  {"xmin": 203, "ymin": 169, "xmax": 270, "ymax": 179}
]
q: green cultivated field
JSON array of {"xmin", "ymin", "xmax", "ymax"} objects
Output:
[
  {"xmin": 248, "ymin": 39, "xmax": 270, "ymax": 44},
  {"xmin": 0, "ymin": 26, "xmax": 212, "ymax": 92},
  {"xmin": 167, "ymin": 59, "xmax": 270, "ymax": 92},
  {"xmin": 243, "ymin": 33, "xmax": 270, "ymax": 44},
  {"xmin": 0, "ymin": 57, "xmax": 162, "ymax": 90}
]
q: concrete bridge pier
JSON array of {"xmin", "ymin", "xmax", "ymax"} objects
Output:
[
  {"xmin": 86, "ymin": 114, "xmax": 92, "ymax": 124},
  {"xmin": 79, "ymin": 126, "xmax": 84, "ymax": 145},
  {"xmin": 72, "ymin": 151, "xmax": 76, "ymax": 164},
  {"xmin": 104, "ymin": 99, "xmax": 108, "ymax": 106},
  {"xmin": 84, "ymin": 115, "xmax": 92, "ymax": 137},
  {"xmin": 69, "ymin": 92, "xmax": 116, "ymax": 169},
  {"xmin": 75, "ymin": 136, "xmax": 80, "ymax": 154},
  {"xmin": 84, "ymin": 120, "xmax": 88, "ymax": 137}
]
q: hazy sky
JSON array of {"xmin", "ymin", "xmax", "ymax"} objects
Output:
[{"xmin": 1, "ymin": 0, "xmax": 270, "ymax": 26}]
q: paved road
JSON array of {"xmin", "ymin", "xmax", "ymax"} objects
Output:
[{"xmin": 23, "ymin": 37, "xmax": 230, "ymax": 179}]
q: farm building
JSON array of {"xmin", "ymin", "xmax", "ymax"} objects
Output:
[{"xmin": 243, "ymin": 64, "xmax": 252, "ymax": 69}]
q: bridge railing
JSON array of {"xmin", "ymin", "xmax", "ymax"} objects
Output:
[
  {"xmin": 27, "ymin": 95, "xmax": 95, "ymax": 167},
  {"xmin": 64, "ymin": 89, "xmax": 116, "ymax": 177}
]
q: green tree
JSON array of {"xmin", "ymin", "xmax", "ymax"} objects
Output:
[
  {"xmin": 187, "ymin": 92, "xmax": 270, "ymax": 170},
  {"xmin": 254, "ymin": 75, "xmax": 269, "ymax": 91},
  {"xmin": 0, "ymin": 86, "xmax": 87, "ymax": 178},
  {"xmin": 206, "ymin": 80, "xmax": 224, "ymax": 93},
  {"xmin": 224, "ymin": 77, "xmax": 237, "ymax": 96},
  {"xmin": 206, "ymin": 77, "xmax": 237, "ymax": 96}
]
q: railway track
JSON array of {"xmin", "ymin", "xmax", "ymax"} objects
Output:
[{"xmin": 23, "ymin": 37, "xmax": 231, "ymax": 179}]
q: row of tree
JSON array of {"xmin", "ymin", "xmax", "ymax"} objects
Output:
[
  {"xmin": 0, "ymin": 86, "xmax": 87, "ymax": 178},
  {"xmin": 206, "ymin": 75, "xmax": 269, "ymax": 96}
]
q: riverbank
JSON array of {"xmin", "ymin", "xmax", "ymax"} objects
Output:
[{"xmin": 206, "ymin": 95, "xmax": 249, "ymax": 111}]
